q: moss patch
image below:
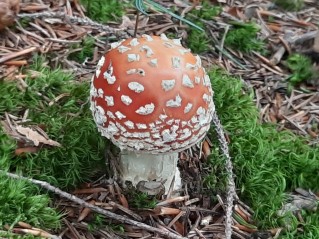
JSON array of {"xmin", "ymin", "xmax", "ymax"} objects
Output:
[
  {"xmin": 205, "ymin": 68, "xmax": 319, "ymax": 236},
  {"xmin": 0, "ymin": 57, "xmax": 107, "ymax": 188}
]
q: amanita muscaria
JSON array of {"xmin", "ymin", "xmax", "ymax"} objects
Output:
[{"xmin": 90, "ymin": 34, "xmax": 215, "ymax": 193}]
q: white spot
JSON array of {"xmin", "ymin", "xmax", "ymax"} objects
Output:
[
  {"xmin": 161, "ymin": 79, "xmax": 175, "ymax": 91},
  {"xmin": 126, "ymin": 68, "xmax": 145, "ymax": 76},
  {"xmin": 107, "ymin": 122, "xmax": 119, "ymax": 135},
  {"xmin": 130, "ymin": 38, "xmax": 139, "ymax": 46},
  {"xmin": 118, "ymin": 136, "xmax": 128, "ymax": 143},
  {"xmin": 136, "ymin": 103, "xmax": 155, "ymax": 115},
  {"xmin": 118, "ymin": 45, "xmax": 131, "ymax": 53},
  {"xmin": 166, "ymin": 119, "xmax": 174, "ymax": 125},
  {"xmin": 182, "ymin": 74, "xmax": 194, "ymax": 88},
  {"xmin": 105, "ymin": 96, "xmax": 114, "ymax": 106},
  {"xmin": 171, "ymin": 125, "xmax": 179, "ymax": 133},
  {"xmin": 149, "ymin": 123, "xmax": 155, "ymax": 128},
  {"xmin": 97, "ymin": 56, "xmax": 105, "ymax": 68},
  {"xmin": 110, "ymin": 40, "xmax": 124, "ymax": 49},
  {"xmin": 164, "ymin": 42, "xmax": 174, "ymax": 48},
  {"xmin": 160, "ymin": 33, "xmax": 169, "ymax": 40},
  {"xmin": 161, "ymin": 129, "xmax": 176, "ymax": 142},
  {"xmin": 195, "ymin": 76, "xmax": 201, "ymax": 84},
  {"xmin": 197, "ymin": 107, "xmax": 208, "ymax": 126},
  {"xmin": 115, "ymin": 111, "xmax": 126, "ymax": 120},
  {"xmin": 94, "ymin": 105, "xmax": 107, "ymax": 125},
  {"xmin": 107, "ymin": 111, "xmax": 115, "ymax": 119},
  {"xmin": 140, "ymin": 45, "xmax": 154, "ymax": 57},
  {"xmin": 159, "ymin": 114, "xmax": 168, "ymax": 121},
  {"xmin": 173, "ymin": 38, "xmax": 182, "ymax": 46},
  {"xmin": 136, "ymin": 123, "xmax": 147, "ymax": 129},
  {"xmin": 203, "ymin": 75, "xmax": 211, "ymax": 86},
  {"xmin": 179, "ymin": 128, "xmax": 192, "ymax": 140},
  {"xmin": 127, "ymin": 54, "xmax": 140, "ymax": 62},
  {"xmin": 96, "ymin": 56, "xmax": 105, "ymax": 77},
  {"xmin": 117, "ymin": 86, "xmax": 121, "ymax": 91},
  {"xmin": 171, "ymin": 57, "xmax": 181, "ymax": 68},
  {"xmin": 116, "ymin": 122, "xmax": 127, "ymax": 132},
  {"xmin": 153, "ymin": 133, "xmax": 161, "ymax": 139},
  {"xmin": 184, "ymin": 103, "xmax": 193, "ymax": 113},
  {"xmin": 90, "ymin": 86, "xmax": 98, "ymax": 98},
  {"xmin": 148, "ymin": 59, "xmax": 158, "ymax": 67},
  {"xmin": 195, "ymin": 55, "xmax": 202, "ymax": 67},
  {"xmin": 181, "ymin": 121, "xmax": 187, "ymax": 127},
  {"xmin": 124, "ymin": 120, "xmax": 134, "ymax": 129},
  {"xmin": 166, "ymin": 95, "xmax": 182, "ymax": 107},
  {"xmin": 179, "ymin": 49, "xmax": 191, "ymax": 55},
  {"xmin": 132, "ymin": 132, "xmax": 150, "ymax": 138},
  {"xmin": 97, "ymin": 88, "xmax": 104, "ymax": 98},
  {"xmin": 186, "ymin": 63, "xmax": 198, "ymax": 70},
  {"xmin": 191, "ymin": 116, "xmax": 198, "ymax": 124},
  {"xmin": 121, "ymin": 95, "xmax": 132, "ymax": 105},
  {"xmin": 142, "ymin": 34, "xmax": 153, "ymax": 41},
  {"xmin": 128, "ymin": 82, "xmax": 144, "ymax": 93},
  {"xmin": 103, "ymin": 72, "xmax": 116, "ymax": 84},
  {"xmin": 203, "ymin": 93, "xmax": 211, "ymax": 103}
]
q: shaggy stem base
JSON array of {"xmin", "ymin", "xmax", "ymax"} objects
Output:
[{"xmin": 119, "ymin": 150, "xmax": 182, "ymax": 193}]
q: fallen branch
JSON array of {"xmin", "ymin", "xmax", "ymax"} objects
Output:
[
  {"xmin": 17, "ymin": 12, "xmax": 129, "ymax": 38},
  {"xmin": 0, "ymin": 170, "xmax": 186, "ymax": 239},
  {"xmin": 211, "ymin": 111, "xmax": 237, "ymax": 239}
]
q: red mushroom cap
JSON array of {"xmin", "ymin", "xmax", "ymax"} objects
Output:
[{"xmin": 90, "ymin": 34, "xmax": 215, "ymax": 153}]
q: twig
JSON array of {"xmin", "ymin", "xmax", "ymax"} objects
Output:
[
  {"xmin": 0, "ymin": 170, "xmax": 186, "ymax": 239},
  {"xmin": 0, "ymin": 47, "xmax": 37, "ymax": 64},
  {"xmin": 219, "ymin": 25, "xmax": 229, "ymax": 62},
  {"xmin": 134, "ymin": 11, "xmax": 140, "ymax": 38},
  {"xmin": 211, "ymin": 111, "xmax": 236, "ymax": 239},
  {"xmin": 18, "ymin": 12, "xmax": 129, "ymax": 37}
]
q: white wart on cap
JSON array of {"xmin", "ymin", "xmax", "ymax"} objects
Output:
[{"xmin": 90, "ymin": 34, "xmax": 215, "ymax": 153}]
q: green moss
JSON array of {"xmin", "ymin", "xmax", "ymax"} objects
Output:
[
  {"xmin": 273, "ymin": 0, "xmax": 304, "ymax": 11},
  {"xmin": 130, "ymin": 192, "xmax": 158, "ymax": 209},
  {"xmin": 0, "ymin": 57, "xmax": 107, "ymax": 189},
  {"xmin": 225, "ymin": 22, "xmax": 266, "ymax": 54},
  {"xmin": 80, "ymin": 0, "xmax": 127, "ymax": 23},
  {"xmin": 69, "ymin": 36, "xmax": 95, "ymax": 63},
  {"xmin": 187, "ymin": 22, "xmax": 211, "ymax": 53},
  {"xmin": 205, "ymin": 68, "xmax": 319, "ymax": 233},
  {"xmin": 0, "ymin": 174, "xmax": 61, "ymax": 230},
  {"xmin": 286, "ymin": 53, "xmax": 314, "ymax": 86},
  {"xmin": 191, "ymin": 0, "xmax": 221, "ymax": 20},
  {"xmin": 185, "ymin": 1, "xmax": 221, "ymax": 53}
]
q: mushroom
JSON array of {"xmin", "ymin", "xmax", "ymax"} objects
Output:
[{"xmin": 90, "ymin": 34, "xmax": 215, "ymax": 193}]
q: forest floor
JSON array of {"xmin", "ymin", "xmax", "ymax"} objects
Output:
[{"xmin": 0, "ymin": 0, "xmax": 318, "ymax": 238}]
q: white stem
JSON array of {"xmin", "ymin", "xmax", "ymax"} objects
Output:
[{"xmin": 119, "ymin": 150, "xmax": 182, "ymax": 193}]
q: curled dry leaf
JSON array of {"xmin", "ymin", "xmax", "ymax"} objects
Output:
[{"xmin": 15, "ymin": 125, "xmax": 61, "ymax": 147}]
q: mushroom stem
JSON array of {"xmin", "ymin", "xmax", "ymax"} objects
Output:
[{"xmin": 119, "ymin": 150, "xmax": 182, "ymax": 194}]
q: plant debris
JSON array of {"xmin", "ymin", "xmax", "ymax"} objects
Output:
[{"xmin": 0, "ymin": 0, "xmax": 318, "ymax": 238}]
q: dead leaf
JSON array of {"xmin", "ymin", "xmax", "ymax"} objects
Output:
[
  {"xmin": 202, "ymin": 140, "xmax": 211, "ymax": 159},
  {"xmin": 119, "ymin": 16, "xmax": 135, "ymax": 29},
  {"xmin": 15, "ymin": 125, "xmax": 61, "ymax": 147},
  {"xmin": 78, "ymin": 200, "xmax": 95, "ymax": 222},
  {"xmin": 15, "ymin": 147, "xmax": 39, "ymax": 155}
]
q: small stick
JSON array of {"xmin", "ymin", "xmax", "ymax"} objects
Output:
[
  {"xmin": 17, "ymin": 12, "xmax": 129, "ymax": 38},
  {"xmin": 134, "ymin": 11, "xmax": 140, "ymax": 38},
  {"xmin": 211, "ymin": 111, "xmax": 237, "ymax": 239},
  {"xmin": 0, "ymin": 171, "xmax": 186, "ymax": 239},
  {"xmin": 0, "ymin": 47, "xmax": 37, "ymax": 64},
  {"xmin": 219, "ymin": 25, "xmax": 229, "ymax": 62}
]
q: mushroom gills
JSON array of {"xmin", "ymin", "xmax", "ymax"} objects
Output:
[{"xmin": 119, "ymin": 150, "xmax": 182, "ymax": 194}]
